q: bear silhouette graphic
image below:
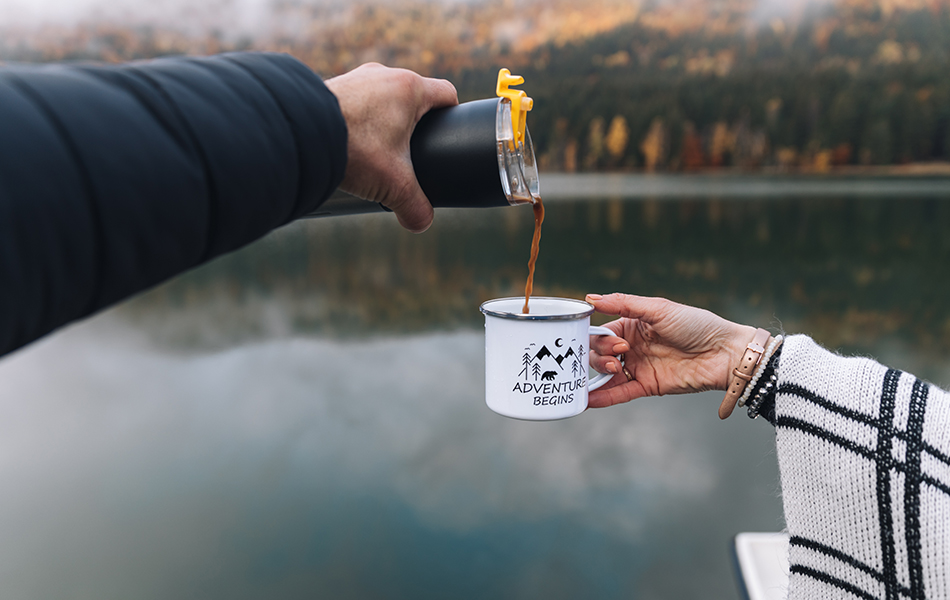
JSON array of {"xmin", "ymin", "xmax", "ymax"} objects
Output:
[{"xmin": 541, "ymin": 371, "xmax": 557, "ymax": 381}]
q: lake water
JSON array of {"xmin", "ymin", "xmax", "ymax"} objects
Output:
[{"xmin": 1, "ymin": 175, "xmax": 949, "ymax": 599}]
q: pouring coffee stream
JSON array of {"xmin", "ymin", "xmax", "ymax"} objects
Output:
[{"xmin": 522, "ymin": 196, "xmax": 544, "ymax": 314}]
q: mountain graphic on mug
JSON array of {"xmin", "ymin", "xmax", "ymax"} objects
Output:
[{"xmin": 518, "ymin": 339, "xmax": 586, "ymax": 381}]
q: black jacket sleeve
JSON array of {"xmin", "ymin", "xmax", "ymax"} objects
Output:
[{"xmin": 0, "ymin": 52, "xmax": 347, "ymax": 357}]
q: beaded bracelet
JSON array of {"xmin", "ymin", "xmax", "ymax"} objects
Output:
[
  {"xmin": 747, "ymin": 346, "xmax": 783, "ymax": 420},
  {"xmin": 737, "ymin": 335, "xmax": 782, "ymax": 408}
]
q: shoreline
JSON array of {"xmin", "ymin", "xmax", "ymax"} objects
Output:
[{"xmin": 538, "ymin": 171, "xmax": 950, "ymax": 201}]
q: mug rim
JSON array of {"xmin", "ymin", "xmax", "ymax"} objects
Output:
[{"xmin": 479, "ymin": 296, "xmax": 595, "ymax": 321}]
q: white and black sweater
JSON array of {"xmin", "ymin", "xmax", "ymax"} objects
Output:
[{"xmin": 759, "ymin": 335, "xmax": 950, "ymax": 599}]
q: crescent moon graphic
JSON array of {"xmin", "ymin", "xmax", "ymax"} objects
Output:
[{"xmin": 554, "ymin": 338, "xmax": 564, "ymax": 347}]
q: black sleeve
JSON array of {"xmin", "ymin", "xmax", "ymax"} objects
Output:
[{"xmin": 0, "ymin": 52, "xmax": 347, "ymax": 357}]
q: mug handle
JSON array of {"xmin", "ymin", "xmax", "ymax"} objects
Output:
[{"xmin": 588, "ymin": 325, "xmax": 621, "ymax": 391}]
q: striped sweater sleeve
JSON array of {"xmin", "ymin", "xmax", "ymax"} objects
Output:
[{"xmin": 773, "ymin": 335, "xmax": 950, "ymax": 599}]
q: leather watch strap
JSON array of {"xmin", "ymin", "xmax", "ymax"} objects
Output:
[{"xmin": 718, "ymin": 328, "xmax": 771, "ymax": 420}]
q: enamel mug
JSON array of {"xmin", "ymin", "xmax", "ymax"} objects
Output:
[{"xmin": 479, "ymin": 297, "xmax": 615, "ymax": 420}]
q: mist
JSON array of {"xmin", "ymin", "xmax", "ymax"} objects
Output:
[
  {"xmin": 0, "ymin": 0, "xmax": 339, "ymax": 36},
  {"xmin": 1, "ymin": 0, "xmax": 844, "ymax": 35}
]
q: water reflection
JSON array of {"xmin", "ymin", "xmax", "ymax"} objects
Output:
[
  {"xmin": 0, "ymin": 319, "xmax": 782, "ymax": 599},
  {"xmin": 129, "ymin": 191, "xmax": 950, "ymax": 383},
  {"xmin": 2, "ymin": 184, "xmax": 949, "ymax": 599}
]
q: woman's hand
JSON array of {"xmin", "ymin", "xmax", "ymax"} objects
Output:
[
  {"xmin": 324, "ymin": 63, "xmax": 458, "ymax": 233},
  {"xmin": 586, "ymin": 293, "xmax": 756, "ymax": 408}
]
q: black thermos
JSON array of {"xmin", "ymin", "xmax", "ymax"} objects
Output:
[{"xmin": 307, "ymin": 70, "xmax": 539, "ymax": 218}]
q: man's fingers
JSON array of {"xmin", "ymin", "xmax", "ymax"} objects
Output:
[
  {"xmin": 381, "ymin": 76, "xmax": 455, "ymax": 233},
  {"xmin": 325, "ymin": 63, "xmax": 454, "ymax": 235},
  {"xmin": 419, "ymin": 77, "xmax": 459, "ymax": 114},
  {"xmin": 586, "ymin": 293, "xmax": 671, "ymax": 323},
  {"xmin": 388, "ymin": 175, "xmax": 434, "ymax": 233}
]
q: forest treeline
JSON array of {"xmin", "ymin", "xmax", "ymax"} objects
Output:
[
  {"xmin": 444, "ymin": 3, "xmax": 950, "ymax": 172},
  {"xmin": 4, "ymin": 0, "xmax": 950, "ymax": 172}
]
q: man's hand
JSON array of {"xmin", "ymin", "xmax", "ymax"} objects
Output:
[{"xmin": 324, "ymin": 63, "xmax": 458, "ymax": 233}]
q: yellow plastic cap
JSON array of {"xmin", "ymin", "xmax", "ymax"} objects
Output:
[{"xmin": 496, "ymin": 68, "xmax": 533, "ymax": 150}]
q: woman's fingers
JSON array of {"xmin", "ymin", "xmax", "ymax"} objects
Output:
[
  {"xmin": 588, "ymin": 379, "xmax": 651, "ymax": 408},
  {"xmin": 586, "ymin": 293, "xmax": 671, "ymax": 323},
  {"xmin": 587, "ymin": 318, "xmax": 627, "ymax": 375},
  {"xmin": 589, "ymin": 351, "xmax": 623, "ymax": 376},
  {"xmin": 590, "ymin": 323, "xmax": 627, "ymax": 356}
]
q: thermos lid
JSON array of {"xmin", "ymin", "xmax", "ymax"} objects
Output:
[
  {"xmin": 408, "ymin": 68, "xmax": 540, "ymax": 209},
  {"xmin": 495, "ymin": 69, "xmax": 539, "ymax": 206}
]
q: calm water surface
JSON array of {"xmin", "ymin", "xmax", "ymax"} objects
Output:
[{"xmin": 1, "ymin": 177, "xmax": 949, "ymax": 599}]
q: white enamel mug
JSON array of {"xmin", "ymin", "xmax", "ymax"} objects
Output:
[{"xmin": 479, "ymin": 297, "xmax": 615, "ymax": 420}]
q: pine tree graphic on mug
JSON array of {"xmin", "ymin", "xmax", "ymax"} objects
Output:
[{"xmin": 518, "ymin": 338, "xmax": 586, "ymax": 381}]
